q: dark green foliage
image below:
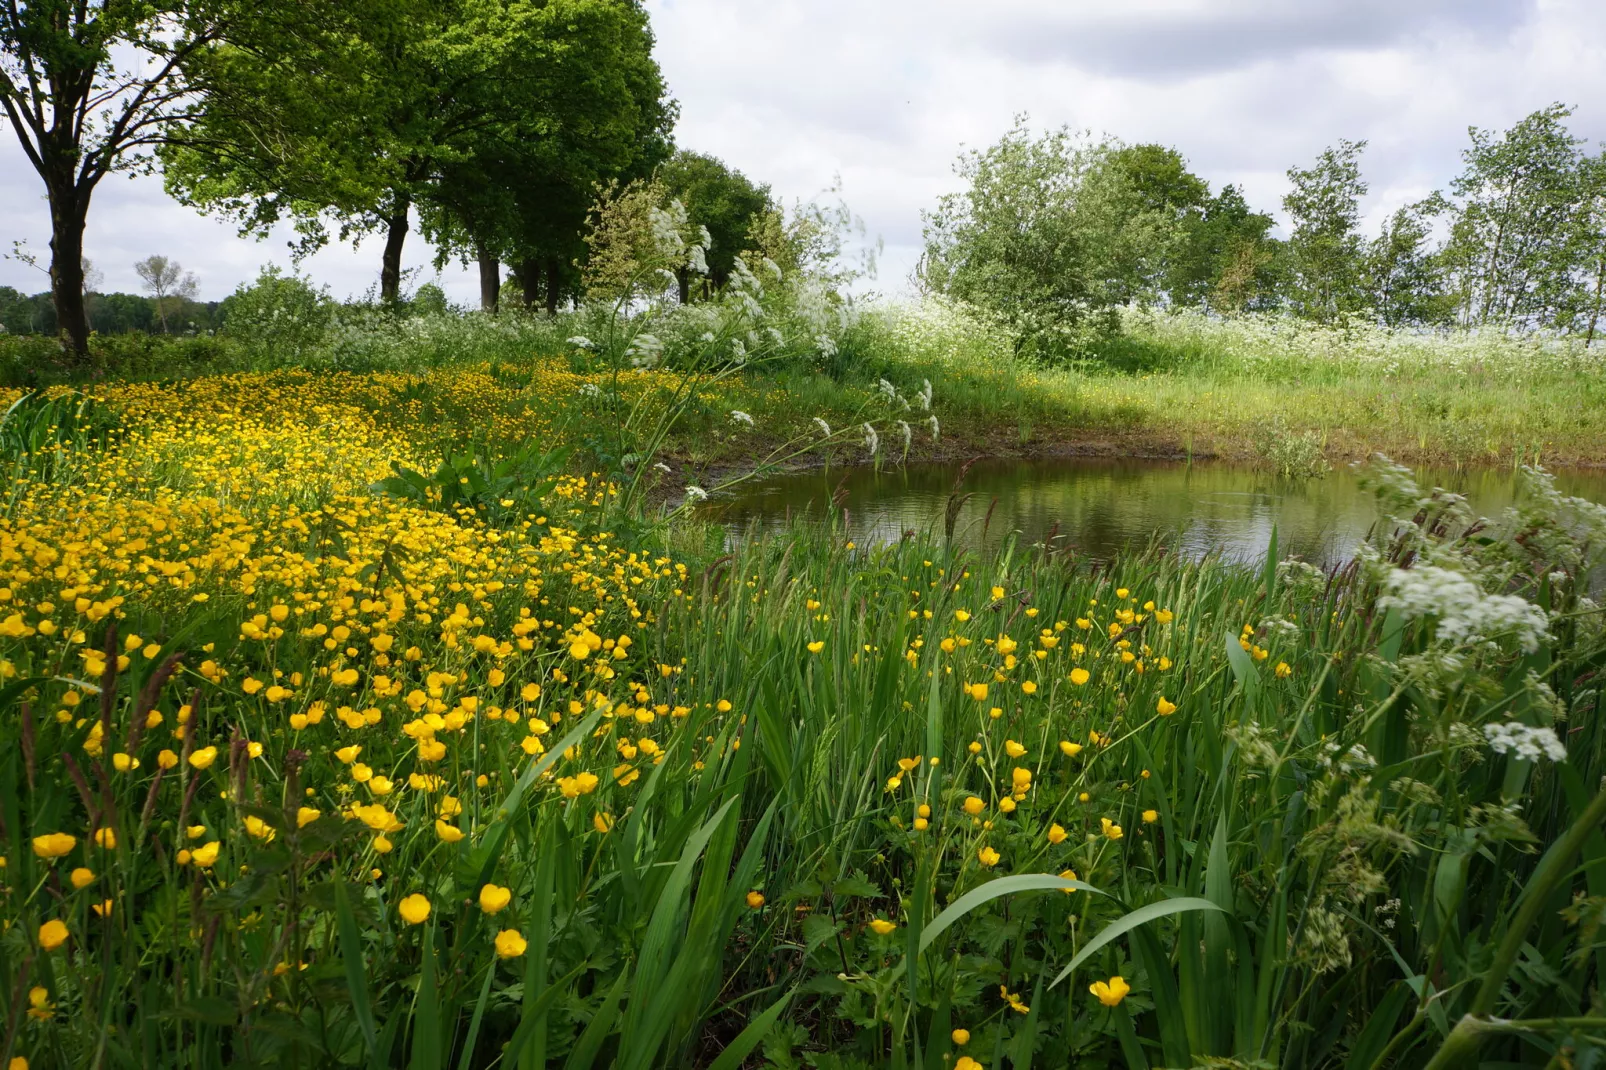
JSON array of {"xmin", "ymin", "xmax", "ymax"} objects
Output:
[
  {"xmin": 371, "ymin": 439, "xmax": 572, "ymax": 526},
  {"xmin": 1165, "ymin": 184, "xmax": 1282, "ymax": 313},
  {"xmin": 659, "ymin": 150, "xmax": 774, "ymax": 298}
]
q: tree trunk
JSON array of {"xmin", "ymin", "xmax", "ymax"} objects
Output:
[
  {"xmin": 48, "ymin": 185, "xmax": 91, "ymax": 359},
  {"xmin": 676, "ymin": 267, "xmax": 690, "ymax": 305},
  {"xmin": 478, "ymin": 247, "xmax": 500, "ymax": 313},
  {"xmin": 380, "ymin": 196, "xmax": 410, "ymax": 305},
  {"xmin": 1584, "ymin": 257, "xmax": 1604, "ymax": 348},
  {"xmin": 546, "ymin": 256, "xmax": 562, "ymax": 316},
  {"xmin": 516, "ymin": 258, "xmax": 541, "ymax": 311}
]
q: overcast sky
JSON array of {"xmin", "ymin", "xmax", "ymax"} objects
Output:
[{"xmin": 4, "ymin": 0, "xmax": 1605, "ymax": 304}]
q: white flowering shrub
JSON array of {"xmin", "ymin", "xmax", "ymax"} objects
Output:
[{"xmin": 1119, "ymin": 306, "xmax": 1604, "ymax": 382}]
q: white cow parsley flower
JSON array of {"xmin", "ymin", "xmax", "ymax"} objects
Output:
[{"xmin": 1485, "ymin": 721, "xmax": 1567, "ymax": 762}]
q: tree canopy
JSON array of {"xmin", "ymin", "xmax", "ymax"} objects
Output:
[
  {"xmin": 658, "ymin": 151, "xmax": 773, "ymax": 301},
  {"xmin": 162, "ymin": 0, "xmax": 673, "ymax": 306}
]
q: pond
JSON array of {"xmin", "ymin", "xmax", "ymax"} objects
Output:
[{"xmin": 716, "ymin": 456, "xmax": 1606, "ymax": 567}]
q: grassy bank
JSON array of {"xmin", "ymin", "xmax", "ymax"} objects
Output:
[
  {"xmin": 9, "ymin": 301, "xmax": 1605, "ymax": 474},
  {"xmin": 2, "ymin": 360, "xmax": 1605, "ymax": 1068},
  {"xmin": 838, "ymin": 303, "xmax": 1606, "ymax": 470}
]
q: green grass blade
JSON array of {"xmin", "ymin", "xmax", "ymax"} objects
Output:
[
  {"xmin": 453, "ymin": 958, "xmax": 496, "ymax": 1070},
  {"xmin": 704, "ymin": 989, "xmax": 795, "ymax": 1070},
  {"xmin": 471, "ymin": 707, "xmax": 605, "ymax": 892},
  {"xmin": 1223, "ymin": 630, "xmax": 1260, "ymax": 704},
  {"xmin": 410, "ymin": 923, "xmax": 440, "ymax": 1070},
  {"xmin": 563, "ymin": 969, "xmax": 629, "ymax": 1070},
  {"xmin": 332, "ymin": 879, "xmax": 379, "ymax": 1062},
  {"xmin": 920, "ymin": 874, "xmax": 1093, "ymax": 959},
  {"xmin": 1048, "ymin": 897, "xmax": 1224, "ymax": 990}
]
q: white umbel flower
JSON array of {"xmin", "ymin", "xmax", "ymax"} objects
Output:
[
  {"xmin": 1485, "ymin": 721, "xmax": 1567, "ymax": 762},
  {"xmin": 1379, "ymin": 565, "xmax": 1550, "ymax": 653}
]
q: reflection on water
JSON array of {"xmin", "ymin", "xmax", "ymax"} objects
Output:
[{"xmin": 716, "ymin": 457, "xmax": 1606, "ymax": 567}]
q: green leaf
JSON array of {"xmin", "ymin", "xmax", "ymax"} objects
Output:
[
  {"xmin": 333, "ymin": 879, "xmax": 379, "ymax": 1061},
  {"xmin": 920, "ymin": 874, "xmax": 1093, "ymax": 958},
  {"xmin": 454, "ymin": 959, "xmax": 497, "ymax": 1070},
  {"xmin": 1049, "ymin": 896, "xmax": 1225, "ymax": 989},
  {"xmin": 411, "ymin": 924, "xmax": 441, "ymax": 1070},
  {"xmin": 1224, "ymin": 629, "xmax": 1261, "ymax": 702},
  {"xmin": 703, "ymin": 989, "xmax": 795, "ymax": 1070},
  {"xmin": 469, "ymin": 707, "xmax": 605, "ymax": 892},
  {"xmin": 803, "ymin": 914, "xmax": 842, "ymax": 953},
  {"xmin": 176, "ymin": 996, "xmax": 238, "ymax": 1027},
  {"xmin": 563, "ymin": 970, "xmax": 628, "ymax": 1070}
]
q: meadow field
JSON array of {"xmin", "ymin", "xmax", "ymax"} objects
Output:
[{"xmin": 2, "ymin": 307, "xmax": 1605, "ymax": 1069}]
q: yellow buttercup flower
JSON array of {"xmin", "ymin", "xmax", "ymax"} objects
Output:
[
  {"xmin": 977, "ymin": 846, "xmax": 1001, "ymax": 867},
  {"xmin": 1070, "ymin": 668, "xmax": 1090, "ymax": 686},
  {"xmin": 1156, "ymin": 696, "xmax": 1177, "ymax": 716},
  {"xmin": 1004, "ymin": 739, "xmax": 1026, "ymax": 758},
  {"xmin": 951, "ymin": 1028, "xmax": 970, "ymax": 1046},
  {"xmin": 32, "ymin": 833, "xmax": 76, "ymax": 859},
  {"xmin": 479, "ymin": 884, "xmax": 512, "ymax": 914},
  {"xmin": 745, "ymin": 890, "xmax": 765, "ymax": 909},
  {"xmin": 398, "ymin": 894, "xmax": 431, "ymax": 925},
  {"xmin": 1059, "ymin": 740, "xmax": 1083, "ymax": 757},
  {"xmin": 189, "ymin": 746, "xmax": 218, "ymax": 769},
  {"xmin": 1047, "ymin": 823, "xmax": 1067, "ymax": 844},
  {"xmin": 191, "ymin": 841, "xmax": 221, "ymax": 868},
  {"xmin": 869, "ymin": 918, "xmax": 897, "ymax": 935},
  {"xmin": 1101, "ymin": 817, "xmax": 1124, "ymax": 841},
  {"xmin": 806, "ymin": 640, "xmax": 824, "ymax": 654},
  {"xmin": 70, "ymin": 867, "xmax": 95, "ymax": 889},
  {"xmin": 38, "ymin": 919, "xmax": 69, "ymax": 951},
  {"xmin": 494, "ymin": 929, "xmax": 528, "ymax": 959},
  {"xmin": 1090, "ymin": 975, "xmax": 1131, "ymax": 1007},
  {"xmin": 1143, "ymin": 809, "xmax": 1159, "ymax": 824}
]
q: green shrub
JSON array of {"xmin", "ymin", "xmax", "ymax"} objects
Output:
[{"xmin": 219, "ymin": 265, "xmax": 336, "ymax": 365}]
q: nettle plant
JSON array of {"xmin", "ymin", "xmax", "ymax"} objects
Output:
[{"xmin": 571, "ymin": 189, "xmax": 937, "ymax": 522}]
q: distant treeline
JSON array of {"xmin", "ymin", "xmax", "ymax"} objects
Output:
[{"xmin": 0, "ymin": 287, "xmax": 222, "ymax": 337}]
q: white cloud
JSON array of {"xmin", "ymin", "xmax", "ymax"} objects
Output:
[{"xmin": 4, "ymin": 0, "xmax": 1605, "ymax": 303}]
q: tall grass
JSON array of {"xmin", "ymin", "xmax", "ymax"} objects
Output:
[{"xmin": 847, "ymin": 300, "xmax": 1606, "ymax": 466}]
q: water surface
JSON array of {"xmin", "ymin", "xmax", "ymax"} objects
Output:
[{"xmin": 717, "ymin": 457, "xmax": 1606, "ymax": 567}]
